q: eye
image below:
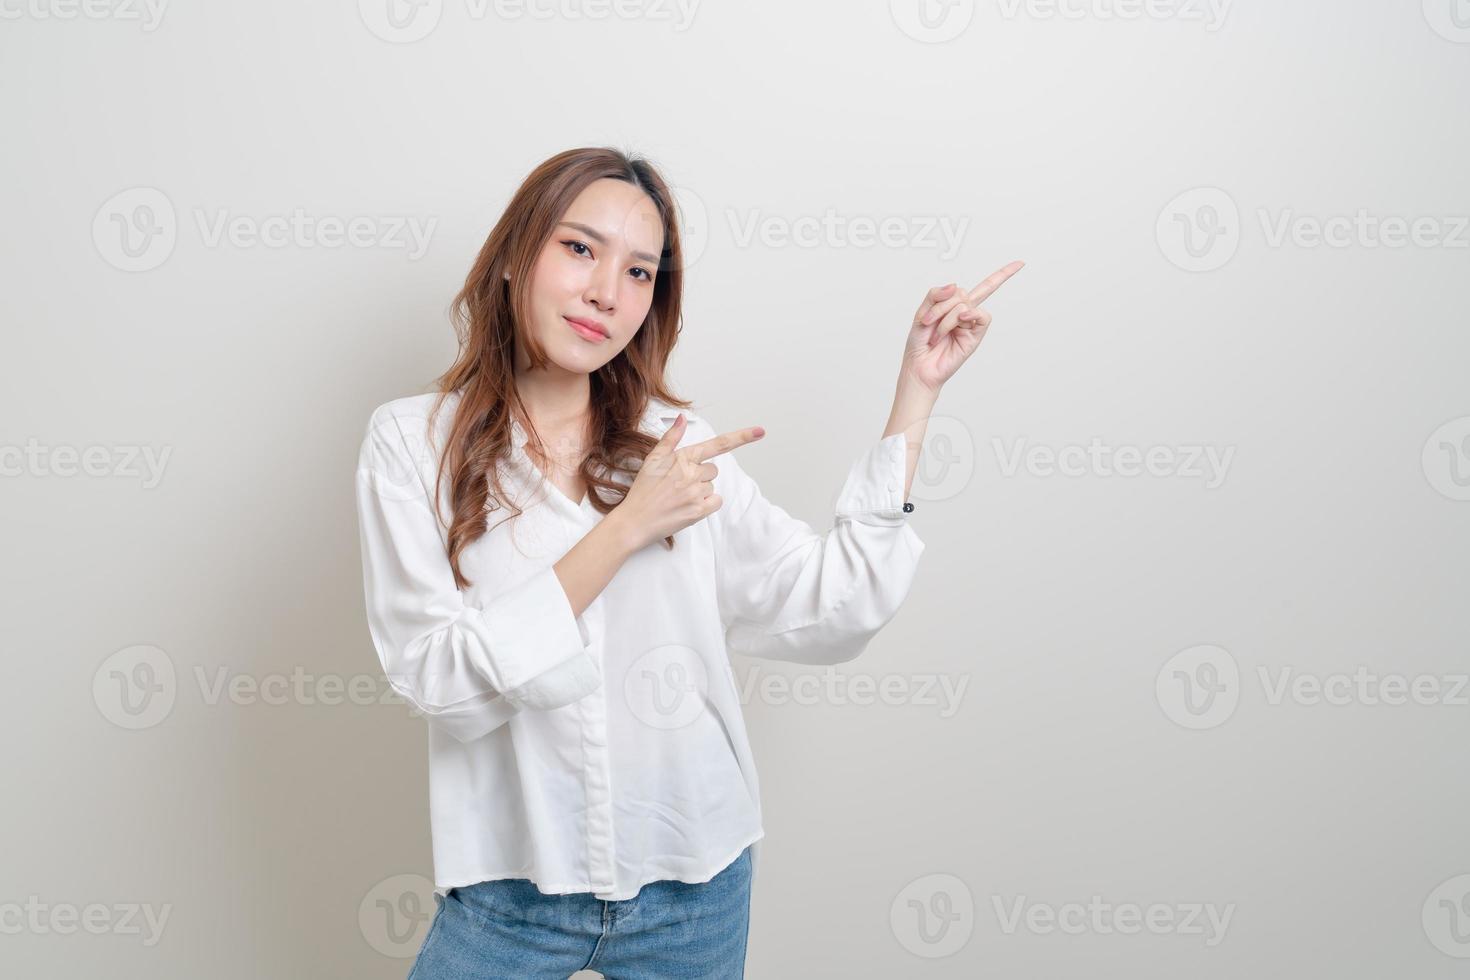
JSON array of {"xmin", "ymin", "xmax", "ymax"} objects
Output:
[{"xmin": 563, "ymin": 240, "xmax": 654, "ymax": 283}]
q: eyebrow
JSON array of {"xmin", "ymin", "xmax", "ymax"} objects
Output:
[{"xmin": 557, "ymin": 221, "xmax": 662, "ymax": 266}]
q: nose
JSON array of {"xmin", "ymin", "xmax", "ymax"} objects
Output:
[{"xmin": 583, "ymin": 260, "xmax": 618, "ymax": 313}]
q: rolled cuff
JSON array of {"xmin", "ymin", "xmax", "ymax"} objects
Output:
[
  {"xmin": 834, "ymin": 432, "xmax": 912, "ymax": 526},
  {"xmin": 460, "ymin": 566, "xmax": 600, "ymax": 711}
]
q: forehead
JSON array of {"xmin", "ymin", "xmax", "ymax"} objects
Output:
[{"xmin": 560, "ymin": 178, "xmax": 663, "ymax": 256}]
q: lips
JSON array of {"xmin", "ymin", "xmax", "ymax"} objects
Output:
[{"xmin": 564, "ymin": 315, "xmax": 610, "ymax": 340}]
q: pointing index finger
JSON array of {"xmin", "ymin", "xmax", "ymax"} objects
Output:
[
  {"xmin": 682, "ymin": 425, "xmax": 766, "ymax": 462},
  {"xmin": 966, "ymin": 260, "xmax": 1026, "ymax": 305}
]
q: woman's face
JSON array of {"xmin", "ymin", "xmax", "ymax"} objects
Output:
[{"xmin": 522, "ymin": 177, "xmax": 664, "ymax": 375}]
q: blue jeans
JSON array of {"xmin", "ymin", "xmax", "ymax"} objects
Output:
[{"xmin": 405, "ymin": 846, "xmax": 753, "ymax": 979}]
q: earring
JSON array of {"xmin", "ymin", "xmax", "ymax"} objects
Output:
[{"xmin": 503, "ymin": 271, "xmax": 511, "ymax": 281}]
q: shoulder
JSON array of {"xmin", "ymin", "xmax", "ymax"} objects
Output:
[
  {"xmin": 366, "ymin": 390, "xmax": 456, "ymax": 428},
  {"xmin": 359, "ymin": 390, "xmax": 461, "ymax": 467}
]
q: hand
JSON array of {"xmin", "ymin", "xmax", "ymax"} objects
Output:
[
  {"xmin": 902, "ymin": 260, "xmax": 1025, "ymax": 393},
  {"xmin": 614, "ymin": 414, "xmax": 766, "ymax": 550}
]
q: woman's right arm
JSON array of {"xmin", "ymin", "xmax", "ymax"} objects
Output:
[
  {"xmin": 554, "ymin": 510, "xmax": 643, "ymax": 620},
  {"xmin": 355, "ymin": 404, "xmax": 640, "ymax": 744},
  {"xmin": 354, "ymin": 403, "xmax": 752, "ymax": 744}
]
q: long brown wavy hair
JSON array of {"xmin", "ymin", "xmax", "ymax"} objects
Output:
[{"xmin": 426, "ymin": 147, "xmax": 694, "ymax": 590}]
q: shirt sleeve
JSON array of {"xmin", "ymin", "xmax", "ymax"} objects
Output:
[
  {"xmin": 354, "ymin": 404, "xmax": 602, "ymax": 743},
  {"xmin": 702, "ymin": 417, "xmax": 927, "ymax": 665}
]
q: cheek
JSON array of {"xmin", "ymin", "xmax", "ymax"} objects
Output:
[
  {"xmin": 532, "ymin": 257, "xmax": 576, "ymax": 300},
  {"xmin": 617, "ymin": 287, "xmax": 654, "ymax": 331}
]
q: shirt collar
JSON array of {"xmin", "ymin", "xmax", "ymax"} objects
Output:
[
  {"xmin": 509, "ymin": 416, "xmax": 530, "ymax": 451},
  {"xmin": 508, "ymin": 401, "xmax": 677, "ymax": 452}
]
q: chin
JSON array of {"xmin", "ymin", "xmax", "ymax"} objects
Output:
[{"xmin": 547, "ymin": 345, "xmax": 604, "ymax": 376}]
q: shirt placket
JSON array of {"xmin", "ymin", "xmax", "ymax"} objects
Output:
[
  {"xmin": 566, "ymin": 511, "xmax": 616, "ymax": 894},
  {"xmin": 512, "ymin": 419, "xmax": 618, "ymax": 891},
  {"xmin": 578, "ymin": 611, "xmax": 616, "ymax": 894}
]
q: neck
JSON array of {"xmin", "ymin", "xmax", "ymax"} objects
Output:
[{"xmin": 512, "ymin": 362, "xmax": 593, "ymax": 466}]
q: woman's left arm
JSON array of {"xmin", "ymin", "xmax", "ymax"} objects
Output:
[{"xmin": 707, "ymin": 259, "xmax": 1026, "ymax": 665}]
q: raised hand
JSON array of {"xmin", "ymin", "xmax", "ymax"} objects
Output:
[
  {"xmin": 902, "ymin": 260, "xmax": 1025, "ymax": 392},
  {"xmin": 614, "ymin": 414, "xmax": 765, "ymax": 549}
]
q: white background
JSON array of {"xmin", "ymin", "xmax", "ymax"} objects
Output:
[{"xmin": 2, "ymin": 1, "xmax": 1468, "ymax": 976}]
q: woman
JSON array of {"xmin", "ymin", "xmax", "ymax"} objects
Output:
[{"xmin": 354, "ymin": 146, "xmax": 1022, "ymax": 978}]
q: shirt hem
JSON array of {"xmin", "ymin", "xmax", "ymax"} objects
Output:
[{"xmin": 433, "ymin": 828, "xmax": 766, "ymax": 901}]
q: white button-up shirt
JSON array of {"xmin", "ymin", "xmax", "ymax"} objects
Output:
[{"xmin": 354, "ymin": 390, "xmax": 925, "ymax": 900}]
